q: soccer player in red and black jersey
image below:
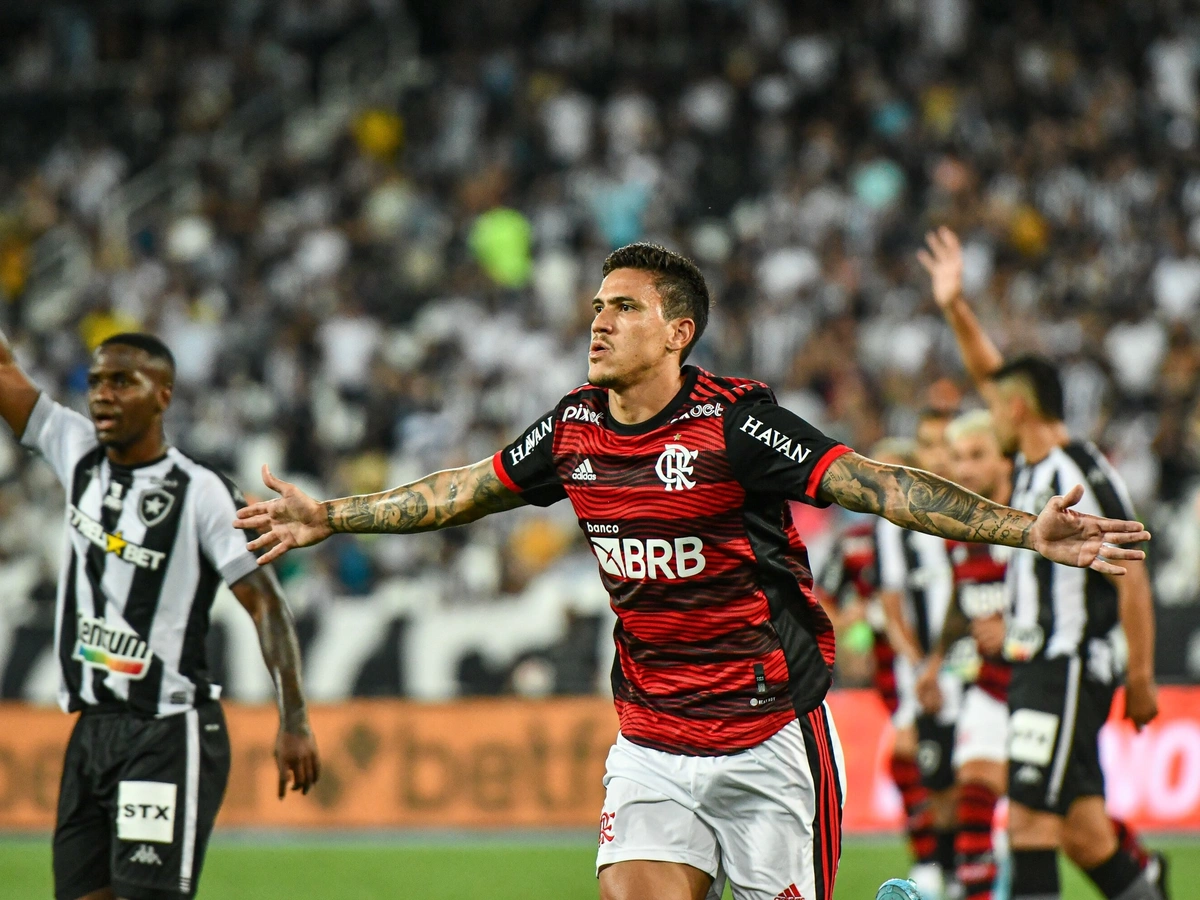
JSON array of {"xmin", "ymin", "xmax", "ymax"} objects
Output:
[{"xmin": 235, "ymin": 243, "xmax": 1149, "ymax": 900}]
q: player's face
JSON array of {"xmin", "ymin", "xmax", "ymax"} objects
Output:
[
  {"xmin": 950, "ymin": 430, "xmax": 1010, "ymax": 500},
  {"xmin": 914, "ymin": 417, "xmax": 951, "ymax": 477},
  {"xmin": 588, "ymin": 268, "xmax": 691, "ymax": 390},
  {"xmin": 989, "ymin": 389, "xmax": 1021, "ymax": 455},
  {"xmin": 86, "ymin": 347, "xmax": 172, "ymax": 449}
]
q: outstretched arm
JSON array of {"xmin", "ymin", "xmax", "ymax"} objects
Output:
[
  {"xmin": 230, "ymin": 568, "xmax": 320, "ymax": 798},
  {"xmin": 0, "ymin": 328, "xmax": 42, "ymax": 438},
  {"xmin": 917, "ymin": 227, "xmax": 1004, "ymax": 403},
  {"xmin": 817, "ymin": 452, "xmax": 1149, "ymax": 575},
  {"xmin": 234, "ymin": 457, "xmax": 527, "ymax": 564}
]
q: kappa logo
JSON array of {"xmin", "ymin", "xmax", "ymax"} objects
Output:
[
  {"xmin": 571, "ymin": 459, "xmax": 597, "ymax": 481},
  {"xmin": 655, "ymin": 443, "xmax": 698, "ymax": 491},
  {"xmin": 774, "ymin": 885, "xmax": 806, "ymax": 900},
  {"xmin": 590, "ymin": 536, "xmax": 706, "ymax": 580},
  {"xmin": 1015, "ymin": 765, "xmax": 1043, "ymax": 786},
  {"xmin": 129, "ymin": 844, "xmax": 163, "ymax": 866},
  {"xmin": 138, "ymin": 488, "xmax": 175, "ymax": 527}
]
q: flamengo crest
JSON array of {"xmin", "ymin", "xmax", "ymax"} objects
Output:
[
  {"xmin": 655, "ymin": 443, "xmax": 698, "ymax": 491},
  {"xmin": 138, "ymin": 489, "xmax": 175, "ymax": 527}
]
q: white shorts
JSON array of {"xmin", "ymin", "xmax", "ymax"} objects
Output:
[
  {"xmin": 953, "ymin": 685, "xmax": 1008, "ymax": 767},
  {"xmin": 596, "ymin": 704, "xmax": 847, "ymax": 900}
]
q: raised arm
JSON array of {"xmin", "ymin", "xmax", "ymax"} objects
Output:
[
  {"xmin": 817, "ymin": 451, "xmax": 1149, "ymax": 574},
  {"xmin": 917, "ymin": 227, "xmax": 1004, "ymax": 403},
  {"xmin": 234, "ymin": 456, "xmax": 527, "ymax": 565},
  {"xmin": 230, "ymin": 568, "xmax": 319, "ymax": 798},
  {"xmin": 0, "ymin": 328, "xmax": 42, "ymax": 438}
]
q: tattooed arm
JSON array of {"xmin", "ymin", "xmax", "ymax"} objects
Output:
[
  {"xmin": 231, "ymin": 568, "xmax": 320, "ymax": 798},
  {"xmin": 234, "ymin": 458, "xmax": 527, "ymax": 565},
  {"xmin": 817, "ymin": 452, "xmax": 1150, "ymax": 575}
]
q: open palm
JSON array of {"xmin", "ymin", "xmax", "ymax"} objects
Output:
[
  {"xmin": 1030, "ymin": 485, "xmax": 1149, "ymax": 575},
  {"xmin": 233, "ymin": 465, "xmax": 333, "ymax": 565}
]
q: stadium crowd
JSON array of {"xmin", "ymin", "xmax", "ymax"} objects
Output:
[{"xmin": 2, "ymin": 0, "xmax": 1200, "ymax": 701}]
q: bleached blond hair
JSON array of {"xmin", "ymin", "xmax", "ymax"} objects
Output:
[{"xmin": 946, "ymin": 409, "xmax": 995, "ymax": 445}]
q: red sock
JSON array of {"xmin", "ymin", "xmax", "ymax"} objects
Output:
[
  {"xmin": 955, "ymin": 781, "xmax": 999, "ymax": 900},
  {"xmin": 1110, "ymin": 817, "xmax": 1150, "ymax": 870},
  {"xmin": 891, "ymin": 755, "xmax": 936, "ymax": 864}
]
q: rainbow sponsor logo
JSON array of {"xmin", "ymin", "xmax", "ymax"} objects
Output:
[{"xmin": 73, "ymin": 614, "xmax": 152, "ymax": 679}]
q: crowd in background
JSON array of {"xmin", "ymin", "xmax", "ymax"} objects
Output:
[{"xmin": 2, "ymin": 0, "xmax": 1200, "ymax": 700}]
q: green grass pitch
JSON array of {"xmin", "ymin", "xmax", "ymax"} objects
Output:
[{"xmin": 0, "ymin": 836, "xmax": 1195, "ymax": 899}]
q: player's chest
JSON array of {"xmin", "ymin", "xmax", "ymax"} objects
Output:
[
  {"xmin": 554, "ymin": 418, "xmax": 738, "ymax": 514},
  {"xmin": 69, "ymin": 470, "xmax": 187, "ymax": 571}
]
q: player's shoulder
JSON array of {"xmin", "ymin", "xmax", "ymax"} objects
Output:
[
  {"xmin": 1058, "ymin": 440, "xmax": 1135, "ymax": 516},
  {"xmin": 168, "ymin": 449, "xmax": 247, "ymax": 506},
  {"xmin": 693, "ymin": 367, "xmax": 774, "ymax": 406}
]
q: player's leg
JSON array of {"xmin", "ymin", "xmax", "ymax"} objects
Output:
[
  {"xmin": 1008, "ymin": 802, "xmax": 1063, "ymax": 900},
  {"xmin": 915, "ymin": 713, "xmax": 959, "ymax": 898},
  {"xmin": 890, "ymin": 656, "xmax": 939, "ymax": 881},
  {"xmin": 596, "ymin": 737, "xmax": 723, "ymax": 900},
  {"xmin": 952, "ymin": 686, "xmax": 1008, "ymax": 900},
  {"xmin": 55, "ymin": 715, "xmax": 114, "ymax": 900},
  {"xmin": 599, "ymin": 861, "xmax": 714, "ymax": 900},
  {"xmin": 703, "ymin": 704, "xmax": 845, "ymax": 900},
  {"xmin": 109, "ymin": 702, "xmax": 231, "ymax": 900},
  {"xmin": 1110, "ymin": 818, "xmax": 1168, "ymax": 899},
  {"xmin": 1057, "ymin": 676, "xmax": 1163, "ymax": 900}
]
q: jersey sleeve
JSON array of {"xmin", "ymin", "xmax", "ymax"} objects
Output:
[
  {"xmin": 19, "ymin": 392, "xmax": 100, "ymax": 488},
  {"xmin": 491, "ymin": 409, "xmax": 567, "ymax": 508},
  {"xmin": 874, "ymin": 519, "xmax": 909, "ymax": 592},
  {"xmin": 723, "ymin": 397, "xmax": 851, "ymax": 505},
  {"xmin": 194, "ymin": 470, "xmax": 262, "ymax": 586}
]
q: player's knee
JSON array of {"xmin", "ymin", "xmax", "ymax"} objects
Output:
[
  {"xmin": 1007, "ymin": 802, "xmax": 1061, "ymax": 849},
  {"xmin": 957, "ymin": 760, "xmax": 1005, "ymax": 796},
  {"xmin": 1062, "ymin": 801, "xmax": 1117, "ymax": 868}
]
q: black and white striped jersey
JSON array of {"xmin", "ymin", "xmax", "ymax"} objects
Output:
[
  {"xmin": 1006, "ymin": 441, "xmax": 1137, "ymax": 668},
  {"xmin": 20, "ymin": 393, "xmax": 260, "ymax": 717},
  {"xmin": 875, "ymin": 519, "xmax": 954, "ymax": 655}
]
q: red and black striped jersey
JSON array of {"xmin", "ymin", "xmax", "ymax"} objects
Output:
[
  {"xmin": 947, "ymin": 540, "xmax": 1011, "ymax": 701},
  {"xmin": 493, "ymin": 366, "xmax": 851, "ymax": 755},
  {"xmin": 816, "ymin": 522, "xmax": 879, "ymax": 608}
]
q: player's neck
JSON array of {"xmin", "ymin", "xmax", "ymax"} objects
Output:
[
  {"xmin": 105, "ymin": 429, "xmax": 169, "ymax": 467},
  {"xmin": 1019, "ymin": 420, "xmax": 1069, "ymax": 464},
  {"xmin": 607, "ymin": 364, "xmax": 686, "ymax": 426}
]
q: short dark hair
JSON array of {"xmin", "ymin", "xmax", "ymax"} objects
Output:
[
  {"xmin": 98, "ymin": 333, "xmax": 176, "ymax": 377},
  {"xmin": 991, "ymin": 355, "xmax": 1064, "ymax": 421},
  {"xmin": 602, "ymin": 242, "xmax": 710, "ymax": 363}
]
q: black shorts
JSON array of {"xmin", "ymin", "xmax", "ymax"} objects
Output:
[
  {"xmin": 915, "ymin": 714, "xmax": 955, "ymax": 792},
  {"xmin": 54, "ymin": 702, "xmax": 231, "ymax": 900},
  {"xmin": 1006, "ymin": 656, "xmax": 1115, "ymax": 816}
]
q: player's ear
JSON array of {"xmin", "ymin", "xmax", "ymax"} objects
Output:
[
  {"xmin": 156, "ymin": 381, "xmax": 173, "ymax": 412},
  {"xmin": 666, "ymin": 317, "xmax": 695, "ymax": 355}
]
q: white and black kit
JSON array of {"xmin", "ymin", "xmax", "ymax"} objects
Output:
[
  {"xmin": 21, "ymin": 393, "xmax": 260, "ymax": 900},
  {"xmin": 1005, "ymin": 441, "xmax": 1137, "ymax": 814}
]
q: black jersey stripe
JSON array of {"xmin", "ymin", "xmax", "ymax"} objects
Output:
[{"xmin": 901, "ymin": 531, "xmax": 932, "ymax": 654}]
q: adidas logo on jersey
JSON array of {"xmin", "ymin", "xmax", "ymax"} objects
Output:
[
  {"xmin": 130, "ymin": 844, "xmax": 163, "ymax": 865},
  {"xmin": 571, "ymin": 459, "xmax": 597, "ymax": 481},
  {"xmin": 774, "ymin": 885, "xmax": 805, "ymax": 900}
]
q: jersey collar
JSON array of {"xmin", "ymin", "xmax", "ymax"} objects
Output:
[{"xmin": 604, "ymin": 366, "xmax": 700, "ymax": 436}]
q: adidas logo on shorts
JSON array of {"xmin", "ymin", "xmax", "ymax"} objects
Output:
[
  {"xmin": 774, "ymin": 885, "xmax": 805, "ymax": 900},
  {"xmin": 130, "ymin": 844, "xmax": 163, "ymax": 865},
  {"xmin": 571, "ymin": 458, "xmax": 597, "ymax": 481}
]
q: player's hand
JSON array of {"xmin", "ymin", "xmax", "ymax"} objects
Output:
[
  {"xmin": 1029, "ymin": 485, "xmax": 1150, "ymax": 576},
  {"xmin": 1124, "ymin": 676, "xmax": 1159, "ymax": 731},
  {"xmin": 916, "ymin": 226, "xmax": 964, "ymax": 310},
  {"xmin": 971, "ymin": 614, "xmax": 1005, "ymax": 657},
  {"xmin": 915, "ymin": 662, "xmax": 943, "ymax": 714},
  {"xmin": 276, "ymin": 725, "xmax": 320, "ymax": 799},
  {"xmin": 234, "ymin": 465, "xmax": 334, "ymax": 565}
]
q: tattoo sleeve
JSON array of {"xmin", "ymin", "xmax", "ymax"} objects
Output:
[
  {"xmin": 233, "ymin": 570, "xmax": 309, "ymax": 734},
  {"xmin": 324, "ymin": 458, "xmax": 526, "ymax": 535},
  {"xmin": 818, "ymin": 452, "xmax": 1035, "ymax": 549}
]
